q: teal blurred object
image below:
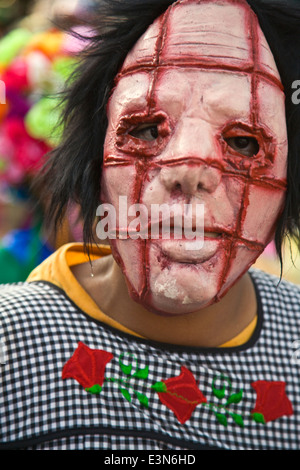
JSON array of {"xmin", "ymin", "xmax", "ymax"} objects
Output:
[{"xmin": 0, "ymin": 225, "xmax": 53, "ymax": 283}]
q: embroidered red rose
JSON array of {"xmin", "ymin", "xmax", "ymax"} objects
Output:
[
  {"xmin": 251, "ymin": 380, "xmax": 294, "ymax": 424},
  {"xmin": 152, "ymin": 366, "xmax": 207, "ymax": 424},
  {"xmin": 62, "ymin": 342, "xmax": 114, "ymax": 393}
]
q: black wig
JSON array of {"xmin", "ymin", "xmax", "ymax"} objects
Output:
[{"xmin": 37, "ymin": 0, "xmax": 300, "ymax": 266}]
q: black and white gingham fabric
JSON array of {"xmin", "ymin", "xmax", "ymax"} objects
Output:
[{"xmin": 0, "ymin": 269, "xmax": 300, "ymax": 450}]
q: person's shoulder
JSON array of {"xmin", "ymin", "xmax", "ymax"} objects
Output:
[
  {"xmin": 250, "ymin": 267, "xmax": 300, "ymax": 307},
  {"xmin": 251, "ymin": 267, "xmax": 300, "ymax": 290},
  {"xmin": 0, "ymin": 281, "xmax": 70, "ymax": 323},
  {"xmin": 0, "ymin": 281, "xmax": 54, "ymax": 304}
]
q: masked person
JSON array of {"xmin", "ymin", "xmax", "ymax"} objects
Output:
[{"xmin": 1, "ymin": 0, "xmax": 300, "ymax": 451}]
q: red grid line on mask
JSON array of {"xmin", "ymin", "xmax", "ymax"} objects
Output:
[
  {"xmin": 218, "ymin": 6, "xmax": 260, "ymax": 299},
  {"xmin": 139, "ymin": 8, "xmax": 173, "ymax": 301},
  {"xmin": 116, "ymin": 63, "xmax": 283, "ymax": 93},
  {"xmin": 103, "ymin": 156, "xmax": 287, "ymax": 192}
]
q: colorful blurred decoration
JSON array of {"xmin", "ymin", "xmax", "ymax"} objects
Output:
[
  {"xmin": 0, "ymin": 27, "xmax": 78, "ymax": 185},
  {"xmin": 0, "ymin": 224, "xmax": 53, "ymax": 283},
  {"xmin": 0, "ymin": 25, "xmax": 86, "ymax": 283}
]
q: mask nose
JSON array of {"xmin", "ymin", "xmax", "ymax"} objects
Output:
[
  {"xmin": 159, "ymin": 163, "xmax": 222, "ymax": 196},
  {"xmin": 159, "ymin": 118, "xmax": 223, "ymax": 196}
]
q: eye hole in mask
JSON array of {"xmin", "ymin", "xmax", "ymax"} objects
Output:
[
  {"xmin": 129, "ymin": 124, "xmax": 159, "ymax": 141},
  {"xmin": 225, "ymin": 136, "xmax": 260, "ymax": 157},
  {"xmin": 128, "ymin": 124, "xmax": 260, "ymax": 158}
]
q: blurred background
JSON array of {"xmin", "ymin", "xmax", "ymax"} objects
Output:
[
  {"xmin": 0, "ymin": 0, "xmax": 299, "ymax": 285},
  {"xmin": 0, "ymin": 0, "xmax": 96, "ymax": 282}
]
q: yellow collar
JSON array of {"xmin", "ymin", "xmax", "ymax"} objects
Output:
[{"xmin": 27, "ymin": 243, "xmax": 257, "ymax": 347}]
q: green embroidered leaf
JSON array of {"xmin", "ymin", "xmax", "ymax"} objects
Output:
[
  {"xmin": 213, "ymin": 386, "xmax": 226, "ymax": 400},
  {"xmin": 230, "ymin": 413, "xmax": 244, "ymax": 428},
  {"xmin": 215, "ymin": 412, "xmax": 228, "ymax": 427},
  {"xmin": 119, "ymin": 353, "xmax": 133, "ymax": 375},
  {"xmin": 135, "ymin": 391, "xmax": 149, "ymax": 408},
  {"xmin": 226, "ymin": 389, "xmax": 243, "ymax": 406},
  {"xmin": 212, "ymin": 375, "xmax": 232, "ymax": 401},
  {"xmin": 119, "ymin": 353, "xmax": 149, "ymax": 379},
  {"xmin": 132, "ymin": 365, "xmax": 149, "ymax": 380},
  {"xmin": 151, "ymin": 381, "xmax": 167, "ymax": 393},
  {"xmin": 120, "ymin": 388, "xmax": 132, "ymax": 402},
  {"xmin": 85, "ymin": 384, "xmax": 102, "ymax": 395},
  {"xmin": 251, "ymin": 412, "xmax": 266, "ymax": 424}
]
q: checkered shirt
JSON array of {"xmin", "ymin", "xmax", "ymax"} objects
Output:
[{"xmin": 0, "ymin": 269, "xmax": 300, "ymax": 450}]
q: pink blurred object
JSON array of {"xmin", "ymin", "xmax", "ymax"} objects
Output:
[
  {"xmin": 263, "ymin": 241, "xmax": 277, "ymax": 257},
  {"xmin": 2, "ymin": 58, "xmax": 29, "ymax": 92},
  {"xmin": 62, "ymin": 26, "xmax": 93, "ymax": 55},
  {"xmin": 0, "ymin": 118, "xmax": 50, "ymax": 185}
]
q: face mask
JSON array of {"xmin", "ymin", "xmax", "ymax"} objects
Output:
[{"xmin": 101, "ymin": 0, "xmax": 288, "ymax": 315}]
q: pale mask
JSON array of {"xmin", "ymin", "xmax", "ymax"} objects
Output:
[{"xmin": 101, "ymin": 0, "xmax": 288, "ymax": 315}]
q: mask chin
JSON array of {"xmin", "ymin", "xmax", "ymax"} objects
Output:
[{"xmin": 110, "ymin": 236, "xmax": 265, "ymax": 317}]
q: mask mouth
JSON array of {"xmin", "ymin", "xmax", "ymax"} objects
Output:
[
  {"xmin": 108, "ymin": 216, "xmax": 204, "ymax": 240},
  {"xmin": 111, "ymin": 224, "xmax": 226, "ymax": 241},
  {"xmin": 204, "ymin": 231, "xmax": 222, "ymax": 239},
  {"xmin": 157, "ymin": 234, "xmax": 223, "ymax": 264}
]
